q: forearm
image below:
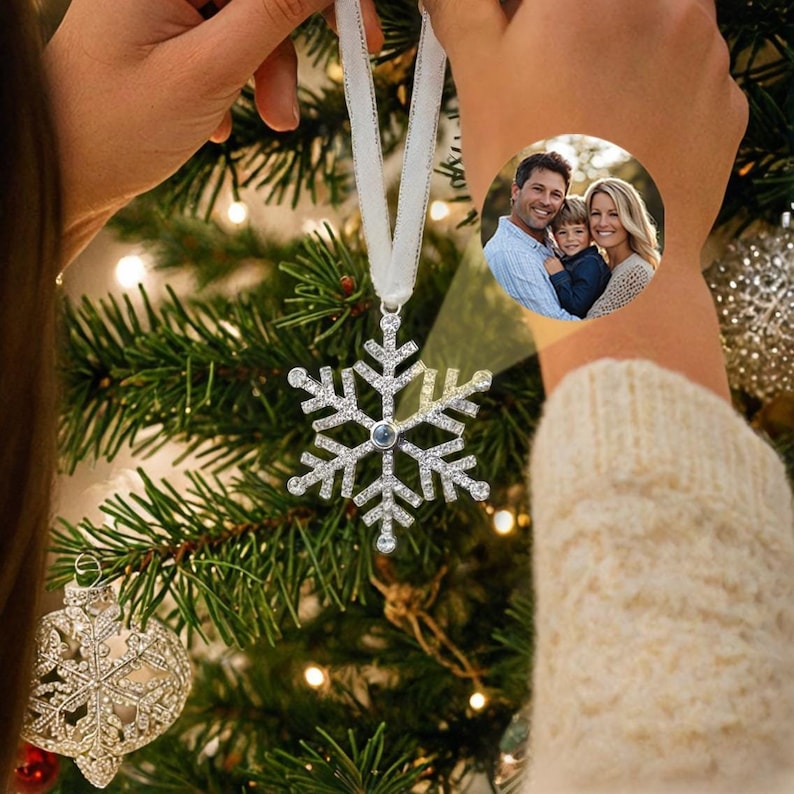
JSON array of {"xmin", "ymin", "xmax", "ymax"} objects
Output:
[
  {"xmin": 59, "ymin": 206, "xmax": 124, "ymax": 267},
  {"xmin": 528, "ymin": 358, "xmax": 794, "ymax": 793}
]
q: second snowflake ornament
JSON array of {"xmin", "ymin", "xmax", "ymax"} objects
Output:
[{"xmin": 288, "ymin": 312, "xmax": 492, "ymax": 553}]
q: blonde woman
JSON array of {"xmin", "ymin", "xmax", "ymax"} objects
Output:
[{"xmin": 584, "ymin": 177, "xmax": 661, "ymax": 318}]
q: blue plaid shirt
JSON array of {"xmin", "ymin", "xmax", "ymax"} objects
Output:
[{"xmin": 483, "ymin": 217, "xmax": 580, "ymax": 321}]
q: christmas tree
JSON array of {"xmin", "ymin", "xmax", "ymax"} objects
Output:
[{"xmin": 23, "ymin": 1, "xmax": 793, "ymax": 792}]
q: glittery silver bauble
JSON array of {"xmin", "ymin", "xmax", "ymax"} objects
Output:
[
  {"xmin": 494, "ymin": 710, "xmax": 530, "ymax": 791},
  {"xmin": 22, "ymin": 583, "xmax": 192, "ymax": 788},
  {"xmin": 706, "ymin": 225, "xmax": 794, "ymax": 400}
]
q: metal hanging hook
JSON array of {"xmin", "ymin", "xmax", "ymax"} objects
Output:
[{"xmin": 74, "ymin": 552, "xmax": 105, "ymax": 589}]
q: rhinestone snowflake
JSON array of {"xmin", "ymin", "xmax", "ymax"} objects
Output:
[
  {"xmin": 287, "ymin": 312, "xmax": 492, "ymax": 552},
  {"xmin": 23, "ymin": 583, "xmax": 192, "ymax": 788}
]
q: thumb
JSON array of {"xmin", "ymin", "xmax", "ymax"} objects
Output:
[{"xmin": 189, "ymin": 0, "xmax": 328, "ymax": 84}]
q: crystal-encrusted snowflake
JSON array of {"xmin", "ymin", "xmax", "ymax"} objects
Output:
[
  {"xmin": 23, "ymin": 583, "xmax": 192, "ymax": 788},
  {"xmin": 287, "ymin": 312, "xmax": 492, "ymax": 553}
]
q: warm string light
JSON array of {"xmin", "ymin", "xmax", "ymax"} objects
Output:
[
  {"xmin": 485, "ymin": 502, "xmax": 530, "ymax": 534},
  {"xmin": 326, "ymin": 61, "xmax": 343, "ymax": 83},
  {"xmin": 115, "ymin": 254, "xmax": 147, "ymax": 288},
  {"xmin": 492, "ymin": 509, "xmax": 515, "ymax": 535},
  {"xmin": 226, "ymin": 200, "xmax": 249, "ymax": 225},
  {"xmin": 469, "ymin": 691, "xmax": 487, "ymax": 711},
  {"xmin": 301, "ymin": 218, "xmax": 337, "ymax": 241},
  {"xmin": 303, "ymin": 665, "xmax": 328, "ymax": 689},
  {"xmin": 429, "ymin": 200, "xmax": 451, "ymax": 221}
]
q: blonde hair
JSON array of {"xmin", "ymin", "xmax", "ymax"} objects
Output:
[
  {"xmin": 584, "ymin": 178, "xmax": 660, "ymax": 269},
  {"xmin": 0, "ymin": 0, "xmax": 62, "ymax": 777}
]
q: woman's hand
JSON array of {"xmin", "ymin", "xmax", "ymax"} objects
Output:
[
  {"xmin": 45, "ymin": 0, "xmax": 382, "ymax": 260},
  {"xmin": 424, "ymin": 0, "xmax": 746, "ymax": 257},
  {"xmin": 423, "ymin": 0, "xmax": 747, "ymax": 398}
]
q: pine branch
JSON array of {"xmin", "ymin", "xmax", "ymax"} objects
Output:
[
  {"xmin": 718, "ymin": 0, "xmax": 794, "ymax": 228},
  {"xmin": 277, "ymin": 225, "xmax": 375, "ymax": 347},
  {"xmin": 490, "ymin": 591, "xmax": 534, "ymax": 705},
  {"xmin": 109, "ymin": 200, "xmax": 301, "ymax": 289},
  {"xmin": 57, "ymin": 284, "xmax": 323, "ymax": 474},
  {"xmin": 254, "ymin": 723, "xmax": 431, "ymax": 793},
  {"xmin": 49, "ymin": 469, "xmax": 379, "ymax": 647}
]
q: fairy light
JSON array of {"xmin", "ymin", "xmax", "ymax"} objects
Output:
[
  {"xmin": 326, "ymin": 61, "xmax": 343, "ymax": 83},
  {"xmin": 469, "ymin": 691, "xmax": 487, "ymax": 711},
  {"xmin": 115, "ymin": 254, "xmax": 147, "ymax": 288},
  {"xmin": 301, "ymin": 218, "xmax": 337, "ymax": 241},
  {"xmin": 429, "ymin": 200, "xmax": 451, "ymax": 221},
  {"xmin": 493, "ymin": 509, "xmax": 516, "ymax": 535},
  {"xmin": 227, "ymin": 201, "xmax": 249, "ymax": 225},
  {"xmin": 304, "ymin": 665, "xmax": 327, "ymax": 689}
]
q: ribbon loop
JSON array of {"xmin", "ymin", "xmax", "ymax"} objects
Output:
[{"xmin": 336, "ymin": 0, "xmax": 447, "ymax": 309}]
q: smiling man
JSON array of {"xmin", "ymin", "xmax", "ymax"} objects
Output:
[{"xmin": 483, "ymin": 151, "xmax": 581, "ymax": 320}]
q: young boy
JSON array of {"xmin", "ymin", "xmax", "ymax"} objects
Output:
[{"xmin": 543, "ymin": 196, "xmax": 611, "ymax": 318}]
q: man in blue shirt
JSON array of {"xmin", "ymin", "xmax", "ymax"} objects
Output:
[{"xmin": 483, "ymin": 151, "xmax": 581, "ymax": 321}]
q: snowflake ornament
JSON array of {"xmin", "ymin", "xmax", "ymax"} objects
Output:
[
  {"xmin": 23, "ymin": 582, "xmax": 191, "ymax": 788},
  {"xmin": 287, "ymin": 312, "xmax": 492, "ymax": 553}
]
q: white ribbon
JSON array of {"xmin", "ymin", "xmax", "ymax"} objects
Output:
[{"xmin": 335, "ymin": 0, "xmax": 447, "ymax": 310}]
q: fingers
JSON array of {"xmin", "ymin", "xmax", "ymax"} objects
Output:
[
  {"xmin": 253, "ymin": 37, "xmax": 300, "ymax": 131},
  {"xmin": 421, "ymin": 0, "xmax": 507, "ymax": 59},
  {"xmin": 322, "ymin": 0, "xmax": 384, "ymax": 53},
  {"xmin": 501, "ymin": 0, "xmax": 521, "ymax": 20},
  {"xmin": 193, "ymin": 0, "xmax": 329, "ymax": 86},
  {"xmin": 209, "ymin": 110, "xmax": 233, "ymax": 142}
]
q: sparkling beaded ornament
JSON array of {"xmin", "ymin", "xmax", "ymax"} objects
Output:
[
  {"xmin": 493, "ymin": 711, "xmax": 531, "ymax": 792},
  {"xmin": 706, "ymin": 214, "xmax": 794, "ymax": 401},
  {"xmin": 287, "ymin": 0, "xmax": 491, "ymax": 552},
  {"xmin": 22, "ymin": 563, "xmax": 192, "ymax": 788}
]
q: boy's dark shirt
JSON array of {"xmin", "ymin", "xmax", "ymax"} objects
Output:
[{"xmin": 548, "ymin": 244, "xmax": 611, "ymax": 318}]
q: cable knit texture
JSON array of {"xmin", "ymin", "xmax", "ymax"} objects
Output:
[{"xmin": 525, "ymin": 359, "xmax": 794, "ymax": 794}]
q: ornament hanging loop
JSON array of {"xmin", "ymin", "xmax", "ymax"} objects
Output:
[
  {"xmin": 74, "ymin": 551, "xmax": 104, "ymax": 588},
  {"xmin": 380, "ymin": 301, "xmax": 403, "ymax": 316}
]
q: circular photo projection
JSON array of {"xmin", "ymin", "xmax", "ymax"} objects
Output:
[{"xmin": 480, "ymin": 135, "xmax": 664, "ymax": 321}]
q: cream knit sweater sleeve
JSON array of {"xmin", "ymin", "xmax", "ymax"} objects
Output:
[{"xmin": 525, "ymin": 359, "xmax": 794, "ymax": 794}]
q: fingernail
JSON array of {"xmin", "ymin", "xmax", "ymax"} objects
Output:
[{"xmin": 292, "ymin": 96, "xmax": 300, "ymax": 126}]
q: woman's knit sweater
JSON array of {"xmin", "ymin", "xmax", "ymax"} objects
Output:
[{"xmin": 525, "ymin": 359, "xmax": 794, "ymax": 794}]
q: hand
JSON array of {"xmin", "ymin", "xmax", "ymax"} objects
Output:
[
  {"xmin": 45, "ymin": 0, "xmax": 382, "ymax": 256},
  {"xmin": 544, "ymin": 256, "xmax": 564, "ymax": 276},
  {"xmin": 423, "ymin": 0, "xmax": 748, "ymax": 398},
  {"xmin": 424, "ymin": 0, "xmax": 746, "ymax": 258}
]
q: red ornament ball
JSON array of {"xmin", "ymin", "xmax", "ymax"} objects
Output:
[{"xmin": 12, "ymin": 743, "xmax": 60, "ymax": 794}]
